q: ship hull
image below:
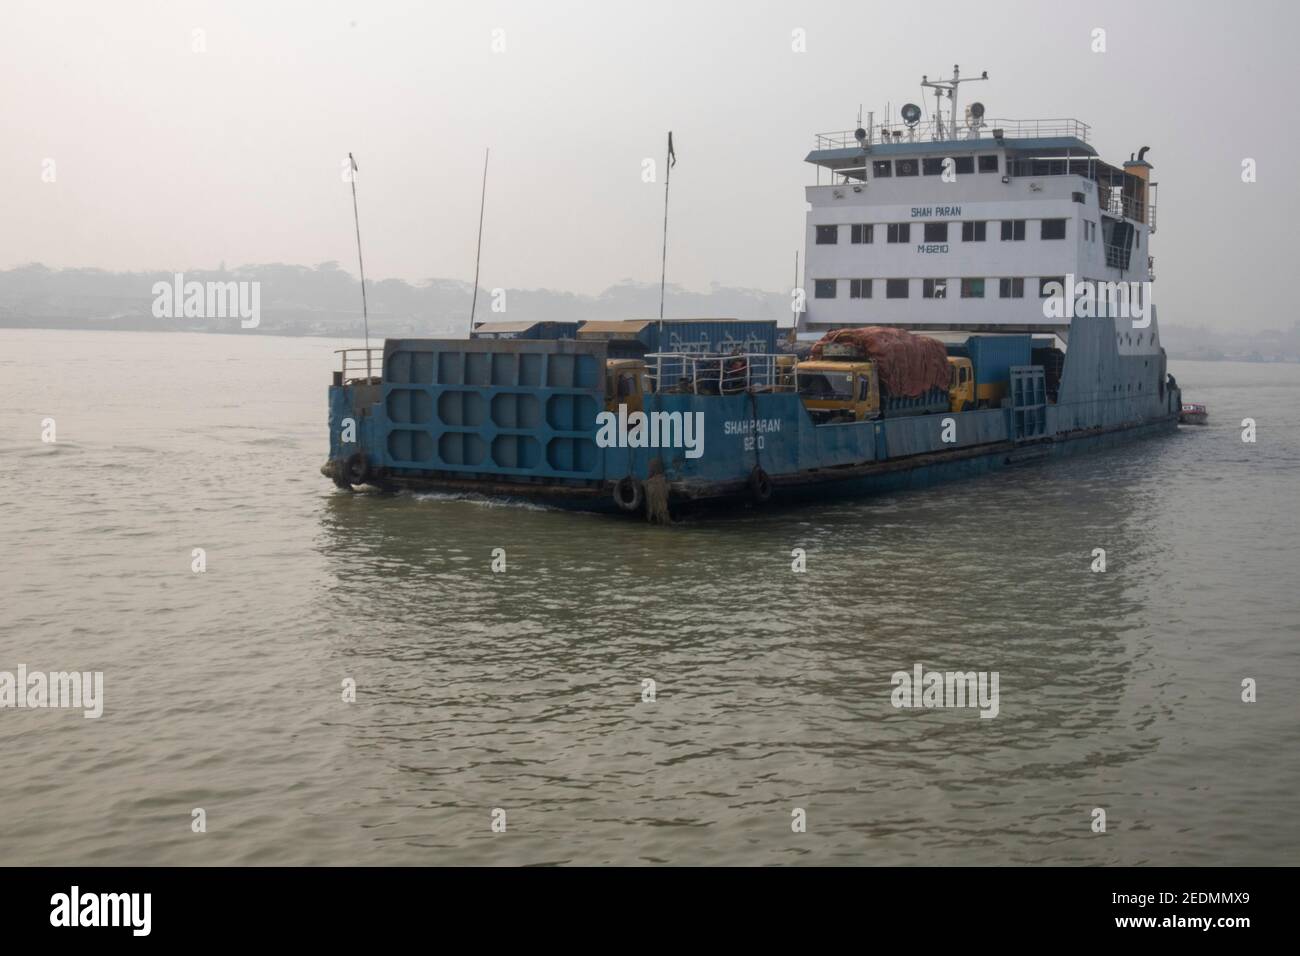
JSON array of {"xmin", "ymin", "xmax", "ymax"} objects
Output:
[
  {"xmin": 329, "ymin": 412, "xmax": 1179, "ymax": 514},
  {"xmin": 323, "ymin": 315, "xmax": 1181, "ymax": 518}
]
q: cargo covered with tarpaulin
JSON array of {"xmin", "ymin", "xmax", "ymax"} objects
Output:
[{"xmin": 810, "ymin": 327, "xmax": 950, "ymax": 397}]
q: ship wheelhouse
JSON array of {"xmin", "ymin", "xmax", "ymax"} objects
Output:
[{"xmin": 800, "ymin": 85, "xmax": 1158, "ymax": 346}]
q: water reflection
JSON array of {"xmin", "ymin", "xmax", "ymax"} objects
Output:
[{"xmin": 310, "ymin": 443, "xmax": 1174, "ymax": 862}]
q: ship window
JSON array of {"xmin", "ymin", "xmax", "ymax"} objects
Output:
[
  {"xmin": 872, "ymin": 159, "xmax": 892, "ymax": 178},
  {"xmin": 814, "ymin": 279, "xmax": 837, "ymax": 299},
  {"xmin": 1072, "ymin": 191, "xmax": 1086, "ymax": 204},
  {"xmin": 923, "ymin": 278, "xmax": 948, "ymax": 299},
  {"xmin": 924, "ymin": 222, "xmax": 948, "ymax": 243},
  {"xmin": 887, "ymin": 223, "xmax": 911, "ymax": 243},
  {"xmin": 978, "ymin": 155, "xmax": 999, "ymax": 173},
  {"xmin": 886, "ymin": 279, "xmax": 909, "ymax": 299},
  {"xmin": 816, "ymin": 225, "xmax": 838, "ymax": 244},
  {"xmin": 1001, "ymin": 219, "xmax": 1026, "ymax": 241},
  {"xmin": 922, "ymin": 157, "xmax": 945, "ymax": 176},
  {"xmin": 850, "ymin": 223, "xmax": 873, "ymax": 244},
  {"xmin": 1040, "ymin": 276, "xmax": 1066, "ymax": 298},
  {"xmin": 858, "ymin": 376, "xmax": 871, "ymax": 401},
  {"xmin": 961, "ymin": 278, "xmax": 985, "ymax": 298},
  {"xmin": 954, "ymin": 156, "xmax": 974, "ymax": 175},
  {"xmin": 999, "ymin": 277, "xmax": 1025, "ymax": 298},
  {"xmin": 1041, "ymin": 218, "xmax": 1067, "ymax": 240},
  {"xmin": 962, "ymin": 221, "xmax": 987, "ymax": 242},
  {"xmin": 849, "ymin": 278, "xmax": 872, "ymax": 298},
  {"xmin": 895, "ymin": 159, "xmax": 918, "ymax": 177}
]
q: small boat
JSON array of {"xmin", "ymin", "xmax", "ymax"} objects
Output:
[{"xmin": 1180, "ymin": 402, "xmax": 1208, "ymax": 425}]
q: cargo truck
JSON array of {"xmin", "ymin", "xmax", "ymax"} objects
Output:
[{"xmin": 795, "ymin": 327, "xmax": 955, "ymax": 423}]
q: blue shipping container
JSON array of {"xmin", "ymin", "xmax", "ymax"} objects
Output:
[{"xmin": 965, "ymin": 334, "xmax": 1032, "ymax": 390}]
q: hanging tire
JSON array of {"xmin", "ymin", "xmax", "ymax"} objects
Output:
[
  {"xmin": 345, "ymin": 452, "xmax": 369, "ymax": 486},
  {"xmin": 613, "ymin": 476, "xmax": 644, "ymax": 513},
  {"xmin": 749, "ymin": 466, "xmax": 773, "ymax": 504}
]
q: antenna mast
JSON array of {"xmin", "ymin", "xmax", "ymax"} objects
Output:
[
  {"xmin": 920, "ymin": 65, "xmax": 988, "ymax": 140},
  {"xmin": 347, "ymin": 152, "xmax": 371, "ymax": 380},
  {"xmin": 469, "ymin": 147, "xmax": 489, "ymax": 334}
]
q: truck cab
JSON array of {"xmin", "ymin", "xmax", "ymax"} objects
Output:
[
  {"xmin": 605, "ymin": 359, "xmax": 646, "ymax": 413},
  {"xmin": 795, "ymin": 360, "xmax": 879, "ymax": 424},
  {"xmin": 947, "ymin": 356, "xmax": 974, "ymax": 412}
]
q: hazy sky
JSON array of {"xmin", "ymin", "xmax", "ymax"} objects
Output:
[{"xmin": 4, "ymin": 0, "xmax": 1297, "ymax": 328}]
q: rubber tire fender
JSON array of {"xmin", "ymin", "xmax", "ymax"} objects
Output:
[
  {"xmin": 614, "ymin": 476, "xmax": 644, "ymax": 513},
  {"xmin": 748, "ymin": 466, "xmax": 773, "ymax": 504},
  {"xmin": 345, "ymin": 452, "xmax": 369, "ymax": 486}
]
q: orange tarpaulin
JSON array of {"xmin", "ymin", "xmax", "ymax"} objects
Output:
[{"xmin": 809, "ymin": 327, "xmax": 949, "ymax": 398}]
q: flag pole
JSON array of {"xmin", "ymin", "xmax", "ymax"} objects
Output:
[
  {"xmin": 469, "ymin": 147, "xmax": 489, "ymax": 335},
  {"xmin": 348, "ymin": 152, "xmax": 371, "ymax": 380},
  {"xmin": 658, "ymin": 131, "xmax": 673, "ymax": 343}
]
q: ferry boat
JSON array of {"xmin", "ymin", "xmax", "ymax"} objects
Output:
[{"xmin": 321, "ymin": 67, "xmax": 1182, "ymax": 517}]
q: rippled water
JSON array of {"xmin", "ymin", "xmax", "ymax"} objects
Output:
[{"xmin": 1, "ymin": 328, "xmax": 1297, "ymax": 865}]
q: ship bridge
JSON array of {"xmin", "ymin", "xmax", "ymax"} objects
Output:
[
  {"xmin": 799, "ymin": 74, "xmax": 1158, "ymax": 336},
  {"xmin": 808, "ymin": 117, "xmax": 1093, "ymax": 177},
  {"xmin": 805, "ymin": 116, "xmax": 1148, "ymax": 224}
]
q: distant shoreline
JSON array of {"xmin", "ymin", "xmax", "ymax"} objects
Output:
[{"xmin": 1, "ymin": 318, "xmax": 1293, "ymax": 363}]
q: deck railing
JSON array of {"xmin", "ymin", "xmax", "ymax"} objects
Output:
[
  {"xmin": 645, "ymin": 353, "xmax": 796, "ymax": 395},
  {"xmin": 814, "ymin": 118, "xmax": 1089, "ymax": 150},
  {"xmin": 335, "ymin": 348, "xmax": 383, "ymax": 384}
]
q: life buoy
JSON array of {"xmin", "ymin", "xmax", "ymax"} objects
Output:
[
  {"xmin": 345, "ymin": 452, "xmax": 369, "ymax": 486},
  {"xmin": 613, "ymin": 476, "xmax": 644, "ymax": 512},
  {"xmin": 749, "ymin": 466, "xmax": 773, "ymax": 504}
]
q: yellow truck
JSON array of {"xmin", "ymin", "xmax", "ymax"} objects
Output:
[
  {"xmin": 796, "ymin": 355, "xmax": 974, "ymax": 423},
  {"xmin": 605, "ymin": 358, "xmax": 646, "ymax": 413},
  {"xmin": 795, "ymin": 360, "xmax": 878, "ymax": 423},
  {"xmin": 948, "ymin": 356, "xmax": 974, "ymax": 412}
]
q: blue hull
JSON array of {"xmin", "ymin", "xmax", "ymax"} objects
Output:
[{"xmin": 322, "ymin": 314, "xmax": 1181, "ymax": 517}]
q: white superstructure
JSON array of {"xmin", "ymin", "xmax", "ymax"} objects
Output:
[{"xmin": 800, "ymin": 67, "xmax": 1157, "ymax": 335}]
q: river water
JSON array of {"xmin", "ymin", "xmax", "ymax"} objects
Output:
[{"xmin": 1, "ymin": 328, "xmax": 1297, "ymax": 865}]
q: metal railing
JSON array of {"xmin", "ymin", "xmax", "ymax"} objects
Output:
[
  {"xmin": 336, "ymin": 348, "xmax": 383, "ymax": 383},
  {"xmin": 1103, "ymin": 190, "xmax": 1147, "ymax": 224},
  {"xmin": 645, "ymin": 353, "xmax": 796, "ymax": 395},
  {"xmin": 814, "ymin": 118, "xmax": 1089, "ymax": 150},
  {"xmin": 1001, "ymin": 159, "xmax": 1156, "ymax": 228}
]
